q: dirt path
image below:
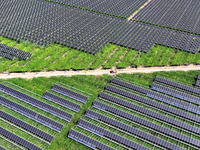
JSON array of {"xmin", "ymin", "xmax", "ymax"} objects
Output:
[
  {"xmin": 0, "ymin": 64, "xmax": 200, "ymax": 79},
  {"xmin": 128, "ymin": 0, "xmax": 152, "ymax": 21}
]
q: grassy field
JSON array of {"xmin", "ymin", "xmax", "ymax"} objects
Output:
[
  {"xmin": 1, "ymin": 36, "xmax": 200, "ymax": 73},
  {"xmin": 0, "ymin": 70, "xmax": 200, "ymax": 149}
]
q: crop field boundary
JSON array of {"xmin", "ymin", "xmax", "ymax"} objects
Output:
[{"xmin": 0, "ymin": 64, "xmax": 200, "ymax": 79}]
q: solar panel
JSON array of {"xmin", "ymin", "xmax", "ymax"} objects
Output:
[
  {"xmin": 93, "ymin": 100, "xmax": 199, "ymax": 147},
  {"xmin": 86, "ymin": 109, "xmax": 185, "ymax": 150},
  {"xmin": 0, "ymin": 51, "xmax": 14, "ymax": 60},
  {"xmin": 0, "ymin": 110, "xmax": 54, "ymax": 142},
  {"xmin": 0, "ymin": 95, "xmax": 63, "ymax": 132},
  {"xmin": 0, "ymin": 126, "xmax": 42, "ymax": 150},
  {"xmin": 69, "ymin": 129, "xmax": 114, "ymax": 150},
  {"xmin": 78, "ymin": 119, "xmax": 149, "ymax": 150},
  {"xmin": 52, "ymin": 84, "xmax": 88, "ymax": 103},
  {"xmin": 106, "ymin": 85, "xmax": 200, "ymax": 123},
  {"xmin": 50, "ymin": 0, "xmax": 147, "ymax": 18},
  {"xmin": 44, "ymin": 91, "xmax": 81, "ymax": 112},
  {"xmin": 133, "ymin": 0, "xmax": 200, "ymax": 35},
  {"xmin": 155, "ymin": 76, "xmax": 200, "ymax": 95},
  {"xmin": 0, "ymin": 0, "xmax": 199, "ymax": 55},
  {"xmin": 0, "ymin": 43, "xmax": 32, "ymax": 60},
  {"xmin": 0, "ymin": 83, "xmax": 72, "ymax": 122},
  {"xmin": 152, "ymin": 83, "xmax": 200, "ymax": 109},
  {"xmin": 100, "ymin": 92, "xmax": 200, "ymax": 135},
  {"xmin": 111, "ymin": 78, "xmax": 149, "ymax": 94}
]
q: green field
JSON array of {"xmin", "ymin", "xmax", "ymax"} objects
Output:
[
  {"xmin": 1, "ymin": 36, "xmax": 200, "ymax": 73},
  {"xmin": 0, "ymin": 70, "xmax": 200, "ymax": 149}
]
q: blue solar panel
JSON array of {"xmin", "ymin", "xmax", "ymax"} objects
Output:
[
  {"xmin": 0, "ymin": 110, "xmax": 54, "ymax": 142},
  {"xmin": 0, "ymin": 95, "xmax": 63, "ymax": 132},
  {"xmin": 106, "ymin": 85, "xmax": 200, "ymax": 124},
  {"xmin": 69, "ymin": 129, "xmax": 114, "ymax": 150},
  {"xmin": 78, "ymin": 119, "xmax": 149, "ymax": 150},
  {"xmin": 86, "ymin": 109, "xmax": 185, "ymax": 150},
  {"xmin": 100, "ymin": 92, "xmax": 200, "ymax": 135},
  {"xmin": 0, "ymin": 126, "xmax": 42, "ymax": 150},
  {"xmin": 0, "ymin": 83, "xmax": 72, "ymax": 122}
]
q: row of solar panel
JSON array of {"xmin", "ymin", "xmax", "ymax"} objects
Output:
[
  {"xmin": 0, "ymin": 110, "xmax": 53, "ymax": 142},
  {"xmin": 112, "ymin": 78, "xmax": 200, "ymax": 111},
  {"xmin": 0, "ymin": 43, "xmax": 32, "ymax": 60},
  {"xmin": 133, "ymin": 0, "xmax": 200, "ymax": 34},
  {"xmin": 93, "ymin": 100, "xmax": 199, "ymax": 147},
  {"xmin": 0, "ymin": 81, "xmax": 88, "ymax": 149},
  {"xmin": 1, "ymin": 0, "xmax": 200, "ymax": 55},
  {"xmin": 111, "ymin": 78, "xmax": 149, "ymax": 94},
  {"xmin": 52, "ymin": 84, "xmax": 88, "ymax": 104},
  {"xmin": 78, "ymin": 119, "xmax": 149, "ymax": 150},
  {"xmin": 0, "ymin": 51, "xmax": 14, "ymax": 60},
  {"xmin": 99, "ymin": 92, "xmax": 200, "ymax": 135},
  {"xmin": 44, "ymin": 91, "xmax": 81, "ymax": 112},
  {"xmin": 155, "ymin": 76, "xmax": 200, "ymax": 96},
  {"xmin": 147, "ymin": 89, "xmax": 200, "ymax": 114},
  {"xmin": 111, "ymin": 77, "xmax": 200, "ymax": 115},
  {"xmin": 69, "ymin": 129, "xmax": 114, "ymax": 150},
  {"xmin": 152, "ymin": 82, "xmax": 200, "ymax": 107},
  {"xmin": 0, "ymin": 83, "xmax": 73, "ymax": 122},
  {"xmin": 51, "ymin": 0, "xmax": 147, "ymax": 18},
  {"xmin": 0, "ymin": 95, "xmax": 63, "ymax": 132},
  {"xmin": 152, "ymin": 82, "xmax": 200, "ymax": 105},
  {"xmin": 106, "ymin": 85, "xmax": 200, "ymax": 123},
  {"xmin": 0, "ymin": 126, "xmax": 42, "ymax": 150},
  {"xmin": 86, "ymin": 109, "xmax": 184, "ymax": 150},
  {"xmin": 110, "ymin": 77, "xmax": 200, "ymax": 123}
]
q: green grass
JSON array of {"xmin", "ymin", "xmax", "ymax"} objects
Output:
[
  {"xmin": 1, "ymin": 36, "xmax": 200, "ymax": 73},
  {"xmin": 0, "ymin": 71, "xmax": 200, "ymax": 149}
]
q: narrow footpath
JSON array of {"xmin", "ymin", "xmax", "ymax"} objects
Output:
[{"xmin": 0, "ymin": 64, "xmax": 200, "ymax": 79}]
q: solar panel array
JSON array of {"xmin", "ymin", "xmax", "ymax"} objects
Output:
[
  {"xmin": 0, "ymin": 95, "xmax": 64, "ymax": 132},
  {"xmin": 0, "ymin": 0, "xmax": 200, "ymax": 55},
  {"xmin": 94, "ymin": 100, "xmax": 199, "ymax": 148},
  {"xmin": 110, "ymin": 21, "xmax": 200, "ymax": 53},
  {"xmin": 152, "ymin": 83, "xmax": 200, "ymax": 110},
  {"xmin": 0, "ymin": 126, "xmax": 42, "ymax": 150},
  {"xmin": 133, "ymin": 0, "xmax": 200, "ymax": 34},
  {"xmin": 0, "ymin": 83, "xmax": 73, "ymax": 122},
  {"xmin": 0, "ymin": 0, "xmax": 121, "ymax": 54},
  {"xmin": 154, "ymin": 76, "xmax": 200, "ymax": 96},
  {"xmin": 78, "ymin": 118, "xmax": 149, "ymax": 150},
  {"xmin": 0, "ymin": 43, "xmax": 32, "ymax": 60},
  {"xmin": 0, "ymin": 81, "xmax": 89, "ymax": 150},
  {"xmin": 70, "ymin": 76, "xmax": 200, "ymax": 150},
  {"xmin": 50, "ymin": 0, "xmax": 147, "ymax": 18},
  {"xmin": 109, "ymin": 79, "xmax": 200, "ymax": 123},
  {"xmin": 0, "ymin": 110, "xmax": 54, "ymax": 142}
]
